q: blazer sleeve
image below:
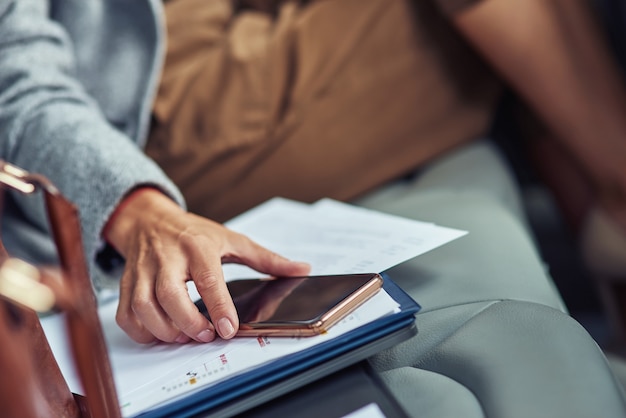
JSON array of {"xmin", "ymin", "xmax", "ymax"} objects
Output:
[{"xmin": 0, "ymin": 0, "xmax": 185, "ymax": 287}]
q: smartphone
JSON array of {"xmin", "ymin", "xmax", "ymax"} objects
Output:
[{"xmin": 194, "ymin": 273, "xmax": 383, "ymax": 337}]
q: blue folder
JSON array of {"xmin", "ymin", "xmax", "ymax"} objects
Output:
[{"xmin": 137, "ymin": 274, "xmax": 421, "ymax": 418}]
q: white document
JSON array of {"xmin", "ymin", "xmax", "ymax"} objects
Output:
[
  {"xmin": 41, "ymin": 197, "xmax": 467, "ymax": 417},
  {"xmin": 220, "ymin": 197, "xmax": 466, "ymax": 281}
]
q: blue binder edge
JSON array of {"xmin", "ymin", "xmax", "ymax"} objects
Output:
[{"xmin": 137, "ymin": 274, "xmax": 420, "ymax": 418}]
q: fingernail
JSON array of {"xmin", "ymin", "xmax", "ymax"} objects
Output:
[
  {"xmin": 217, "ymin": 317, "xmax": 235, "ymax": 338},
  {"xmin": 196, "ymin": 329, "xmax": 215, "ymax": 342},
  {"xmin": 175, "ymin": 334, "xmax": 190, "ymax": 344}
]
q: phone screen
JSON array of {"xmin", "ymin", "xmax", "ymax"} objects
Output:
[{"xmin": 194, "ymin": 273, "xmax": 382, "ymax": 333}]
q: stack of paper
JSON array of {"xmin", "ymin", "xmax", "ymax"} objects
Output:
[
  {"xmin": 221, "ymin": 198, "xmax": 466, "ymax": 281},
  {"xmin": 41, "ymin": 198, "xmax": 466, "ymax": 417}
]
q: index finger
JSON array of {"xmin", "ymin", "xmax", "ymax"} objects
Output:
[{"xmin": 186, "ymin": 245, "xmax": 239, "ymax": 340}]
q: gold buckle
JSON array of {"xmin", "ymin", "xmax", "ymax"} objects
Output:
[
  {"xmin": 0, "ymin": 258, "xmax": 55, "ymax": 312},
  {"xmin": 0, "ymin": 160, "xmax": 60, "ymax": 194}
]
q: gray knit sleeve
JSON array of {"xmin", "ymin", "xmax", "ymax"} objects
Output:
[{"xmin": 0, "ymin": 0, "xmax": 184, "ymax": 288}]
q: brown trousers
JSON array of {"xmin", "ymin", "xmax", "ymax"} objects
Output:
[{"xmin": 147, "ymin": 0, "xmax": 499, "ymax": 222}]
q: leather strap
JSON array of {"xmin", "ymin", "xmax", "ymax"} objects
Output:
[
  {"xmin": 0, "ymin": 160, "xmax": 120, "ymax": 418},
  {"xmin": 45, "ymin": 192, "xmax": 121, "ymax": 418}
]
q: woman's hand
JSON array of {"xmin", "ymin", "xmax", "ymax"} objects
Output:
[{"xmin": 103, "ymin": 188, "xmax": 310, "ymax": 344}]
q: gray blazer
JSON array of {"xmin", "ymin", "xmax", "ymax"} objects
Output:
[{"xmin": 0, "ymin": 0, "xmax": 183, "ymax": 288}]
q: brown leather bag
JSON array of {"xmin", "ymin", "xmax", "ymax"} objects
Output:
[{"xmin": 0, "ymin": 161, "xmax": 120, "ymax": 418}]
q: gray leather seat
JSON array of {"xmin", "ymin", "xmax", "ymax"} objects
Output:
[{"xmin": 354, "ymin": 140, "xmax": 626, "ymax": 417}]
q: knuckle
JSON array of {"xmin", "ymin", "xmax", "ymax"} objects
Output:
[
  {"xmin": 130, "ymin": 295, "xmax": 154, "ymax": 315},
  {"xmin": 180, "ymin": 226, "xmax": 223, "ymax": 252},
  {"xmin": 155, "ymin": 281, "xmax": 180, "ymax": 306},
  {"xmin": 209, "ymin": 295, "xmax": 232, "ymax": 312},
  {"xmin": 178, "ymin": 229, "xmax": 203, "ymax": 247},
  {"xmin": 115, "ymin": 308, "xmax": 132, "ymax": 330},
  {"xmin": 194, "ymin": 271, "xmax": 222, "ymax": 293}
]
